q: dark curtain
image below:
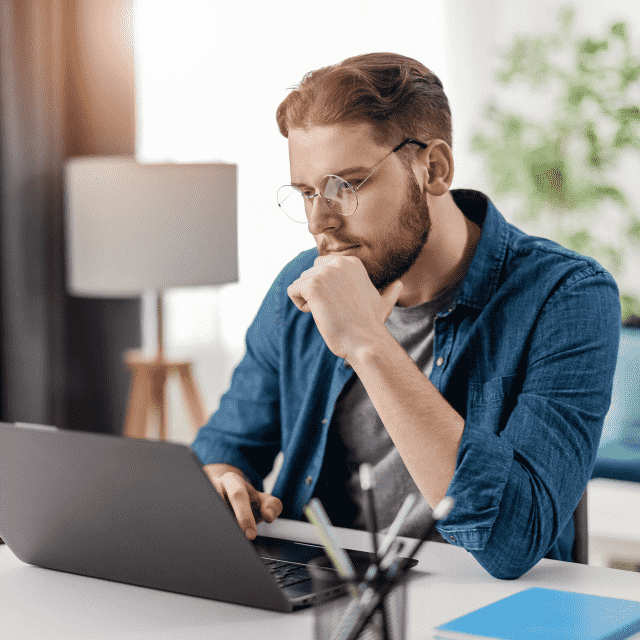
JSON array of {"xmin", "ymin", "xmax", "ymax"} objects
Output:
[
  {"xmin": 0, "ymin": 0, "xmax": 68, "ymax": 427},
  {"xmin": 0, "ymin": 0, "xmax": 140, "ymax": 435}
]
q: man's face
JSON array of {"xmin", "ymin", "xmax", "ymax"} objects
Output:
[{"xmin": 287, "ymin": 122, "xmax": 430, "ymax": 291}]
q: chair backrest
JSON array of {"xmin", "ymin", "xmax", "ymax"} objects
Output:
[{"xmin": 571, "ymin": 486, "xmax": 589, "ymax": 564}]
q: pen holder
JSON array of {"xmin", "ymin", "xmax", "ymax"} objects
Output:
[{"xmin": 308, "ymin": 557, "xmax": 407, "ymax": 640}]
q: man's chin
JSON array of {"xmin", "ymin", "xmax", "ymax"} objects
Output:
[
  {"xmin": 369, "ymin": 253, "xmax": 421, "ymax": 291},
  {"xmin": 368, "ymin": 270, "xmax": 398, "ymax": 292}
]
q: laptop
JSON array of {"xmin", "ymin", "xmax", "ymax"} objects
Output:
[{"xmin": 0, "ymin": 422, "xmax": 417, "ymax": 612}]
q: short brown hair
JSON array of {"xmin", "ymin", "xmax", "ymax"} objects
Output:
[{"xmin": 275, "ymin": 52, "xmax": 452, "ymax": 163}]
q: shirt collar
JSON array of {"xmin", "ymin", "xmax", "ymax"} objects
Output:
[{"xmin": 450, "ymin": 189, "xmax": 510, "ymax": 311}]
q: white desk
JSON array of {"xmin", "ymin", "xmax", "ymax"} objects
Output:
[{"xmin": 2, "ymin": 518, "xmax": 640, "ymax": 640}]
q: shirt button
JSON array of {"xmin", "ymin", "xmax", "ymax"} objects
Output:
[
  {"xmin": 436, "ymin": 357, "xmax": 445, "ymax": 366},
  {"xmin": 321, "ymin": 419, "xmax": 328, "ymax": 425},
  {"xmin": 305, "ymin": 475, "xmax": 313, "ymax": 485},
  {"xmin": 449, "ymin": 535, "xmax": 456, "ymax": 542}
]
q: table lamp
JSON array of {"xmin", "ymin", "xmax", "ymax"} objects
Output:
[{"xmin": 64, "ymin": 157, "xmax": 238, "ymax": 440}]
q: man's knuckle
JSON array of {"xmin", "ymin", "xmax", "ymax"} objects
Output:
[
  {"xmin": 239, "ymin": 520, "xmax": 254, "ymax": 532},
  {"xmin": 222, "ymin": 477, "xmax": 245, "ymax": 496},
  {"xmin": 229, "ymin": 486, "xmax": 247, "ymax": 502}
]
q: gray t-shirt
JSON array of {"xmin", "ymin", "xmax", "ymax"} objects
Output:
[{"xmin": 313, "ymin": 278, "xmax": 460, "ymax": 539}]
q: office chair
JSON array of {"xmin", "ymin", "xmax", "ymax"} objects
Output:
[
  {"xmin": 580, "ymin": 318, "xmax": 640, "ymax": 565},
  {"xmin": 572, "ymin": 487, "xmax": 588, "ymax": 565}
]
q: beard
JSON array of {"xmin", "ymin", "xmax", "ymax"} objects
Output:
[
  {"xmin": 365, "ymin": 175, "xmax": 431, "ymax": 291},
  {"xmin": 317, "ymin": 174, "xmax": 431, "ymax": 292}
]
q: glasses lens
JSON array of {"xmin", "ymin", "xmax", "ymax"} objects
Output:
[
  {"xmin": 277, "ymin": 178, "xmax": 357, "ymax": 223},
  {"xmin": 277, "ymin": 185, "xmax": 308, "ymax": 223},
  {"xmin": 321, "ymin": 176, "xmax": 357, "ymax": 216}
]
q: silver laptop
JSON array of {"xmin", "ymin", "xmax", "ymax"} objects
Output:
[{"xmin": 0, "ymin": 422, "xmax": 416, "ymax": 612}]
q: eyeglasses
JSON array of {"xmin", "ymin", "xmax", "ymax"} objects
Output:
[{"xmin": 277, "ymin": 138, "xmax": 428, "ymax": 223}]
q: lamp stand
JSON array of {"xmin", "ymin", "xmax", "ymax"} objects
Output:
[{"xmin": 123, "ymin": 290, "xmax": 206, "ymax": 440}]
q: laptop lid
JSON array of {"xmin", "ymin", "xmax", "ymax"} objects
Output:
[{"xmin": 0, "ymin": 423, "xmax": 299, "ymax": 611}]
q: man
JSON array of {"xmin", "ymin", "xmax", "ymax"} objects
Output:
[{"xmin": 192, "ymin": 53, "xmax": 620, "ymax": 579}]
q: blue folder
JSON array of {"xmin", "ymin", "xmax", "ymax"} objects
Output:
[{"xmin": 434, "ymin": 587, "xmax": 640, "ymax": 640}]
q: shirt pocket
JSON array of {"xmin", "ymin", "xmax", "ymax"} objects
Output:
[{"xmin": 467, "ymin": 375, "xmax": 516, "ymax": 432}]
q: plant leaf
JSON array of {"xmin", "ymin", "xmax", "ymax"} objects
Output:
[
  {"xmin": 567, "ymin": 84, "xmax": 592, "ymax": 106},
  {"xmin": 621, "ymin": 294, "xmax": 640, "ymax": 323},
  {"xmin": 601, "ymin": 246, "xmax": 623, "ymax": 274},
  {"xmin": 565, "ymin": 230, "xmax": 591, "ymax": 253},
  {"xmin": 579, "ymin": 38, "xmax": 609, "ymax": 55},
  {"xmin": 621, "ymin": 64, "xmax": 640, "ymax": 88},
  {"xmin": 628, "ymin": 220, "xmax": 640, "ymax": 242},
  {"xmin": 619, "ymin": 106, "xmax": 640, "ymax": 121},
  {"xmin": 558, "ymin": 5, "xmax": 575, "ymax": 32},
  {"xmin": 611, "ymin": 22, "xmax": 628, "ymax": 40},
  {"xmin": 591, "ymin": 185, "xmax": 627, "ymax": 206}
]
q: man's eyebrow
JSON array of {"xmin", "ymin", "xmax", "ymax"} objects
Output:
[{"xmin": 291, "ymin": 166, "xmax": 373, "ymax": 188}]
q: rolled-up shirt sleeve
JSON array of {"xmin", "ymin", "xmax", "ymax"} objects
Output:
[
  {"xmin": 436, "ymin": 268, "xmax": 621, "ymax": 579},
  {"xmin": 191, "ymin": 270, "xmax": 286, "ymax": 492}
]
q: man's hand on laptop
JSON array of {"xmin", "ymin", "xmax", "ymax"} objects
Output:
[{"xmin": 203, "ymin": 463, "xmax": 283, "ymax": 540}]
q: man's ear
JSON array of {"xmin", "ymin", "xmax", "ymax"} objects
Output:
[{"xmin": 412, "ymin": 139, "xmax": 454, "ymax": 197}]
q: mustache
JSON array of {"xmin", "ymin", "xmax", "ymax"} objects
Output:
[{"xmin": 318, "ymin": 237, "xmax": 362, "ymax": 253}]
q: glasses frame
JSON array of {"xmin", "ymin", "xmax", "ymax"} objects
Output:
[{"xmin": 277, "ymin": 138, "xmax": 429, "ymax": 223}]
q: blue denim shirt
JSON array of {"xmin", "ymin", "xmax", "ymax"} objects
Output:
[{"xmin": 192, "ymin": 189, "xmax": 621, "ymax": 579}]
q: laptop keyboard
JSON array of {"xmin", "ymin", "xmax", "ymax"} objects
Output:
[{"xmin": 261, "ymin": 558, "xmax": 314, "ymax": 588}]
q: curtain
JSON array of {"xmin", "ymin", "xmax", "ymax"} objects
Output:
[
  {"xmin": 0, "ymin": 0, "xmax": 140, "ymax": 441},
  {"xmin": 0, "ymin": 0, "xmax": 68, "ymax": 427}
]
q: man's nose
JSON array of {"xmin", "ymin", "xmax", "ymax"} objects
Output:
[{"xmin": 306, "ymin": 196, "xmax": 341, "ymax": 235}]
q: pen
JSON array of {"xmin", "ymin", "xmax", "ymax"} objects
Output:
[
  {"xmin": 378, "ymin": 539, "xmax": 402, "ymax": 572},
  {"xmin": 362, "ymin": 492, "xmax": 416, "ymax": 582},
  {"xmin": 387, "ymin": 495, "xmax": 455, "ymax": 579},
  {"xmin": 376, "ymin": 492, "xmax": 416, "ymax": 559},
  {"xmin": 303, "ymin": 498, "xmax": 357, "ymax": 584},
  {"xmin": 333, "ymin": 496, "xmax": 455, "ymax": 640},
  {"xmin": 359, "ymin": 463, "xmax": 380, "ymax": 565},
  {"xmin": 359, "ymin": 463, "xmax": 389, "ymax": 640},
  {"xmin": 329, "ymin": 583, "xmax": 383, "ymax": 640}
]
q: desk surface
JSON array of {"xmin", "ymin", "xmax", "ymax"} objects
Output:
[{"xmin": 2, "ymin": 518, "xmax": 640, "ymax": 640}]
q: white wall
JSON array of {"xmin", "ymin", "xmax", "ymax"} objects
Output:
[
  {"xmin": 133, "ymin": 0, "xmax": 448, "ymax": 441},
  {"xmin": 133, "ymin": 0, "xmax": 640, "ymax": 442}
]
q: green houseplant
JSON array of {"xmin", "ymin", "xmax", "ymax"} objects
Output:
[{"xmin": 472, "ymin": 6, "xmax": 640, "ymax": 321}]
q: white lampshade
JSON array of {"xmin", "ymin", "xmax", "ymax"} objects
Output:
[{"xmin": 64, "ymin": 157, "xmax": 238, "ymax": 297}]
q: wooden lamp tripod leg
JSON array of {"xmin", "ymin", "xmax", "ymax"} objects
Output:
[
  {"xmin": 123, "ymin": 363, "xmax": 151, "ymax": 438},
  {"xmin": 123, "ymin": 293, "xmax": 206, "ymax": 440},
  {"xmin": 148, "ymin": 362, "xmax": 169, "ymax": 441},
  {"xmin": 178, "ymin": 363, "xmax": 207, "ymax": 433}
]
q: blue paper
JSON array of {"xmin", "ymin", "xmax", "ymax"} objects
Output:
[{"xmin": 434, "ymin": 587, "xmax": 640, "ymax": 639}]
